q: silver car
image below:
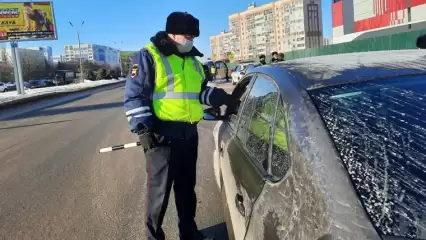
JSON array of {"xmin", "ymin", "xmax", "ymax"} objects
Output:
[{"xmin": 204, "ymin": 49, "xmax": 426, "ymax": 240}]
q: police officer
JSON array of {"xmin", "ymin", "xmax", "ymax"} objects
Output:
[
  {"xmin": 210, "ymin": 64, "xmax": 216, "ymax": 81},
  {"xmin": 278, "ymin": 53, "xmax": 285, "ymax": 62},
  {"xmin": 259, "ymin": 54, "xmax": 267, "ymax": 65},
  {"xmin": 271, "ymin": 51, "xmax": 279, "ymax": 63},
  {"xmin": 124, "ymin": 11, "xmax": 239, "ymax": 240}
]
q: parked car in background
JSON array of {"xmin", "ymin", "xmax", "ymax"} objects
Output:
[
  {"xmin": 204, "ymin": 49, "xmax": 426, "ymax": 240},
  {"xmin": 54, "ymin": 70, "xmax": 75, "ymax": 85},
  {"xmin": 27, "ymin": 80, "xmax": 45, "ymax": 89},
  {"xmin": 39, "ymin": 79, "xmax": 55, "ymax": 87},
  {"xmin": 5, "ymin": 82, "xmax": 16, "ymax": 91},
  {"xmin": 0, "ymin": 82, "xmax": 7, "ymax": 92},
  {"xmin": 231, "ymin": 62, "xmax": 259, "ymax": 85}
]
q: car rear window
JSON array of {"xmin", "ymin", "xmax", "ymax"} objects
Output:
[{"xmin": 308, "ymin": 75, "xmax": 426, "ymax": 239}]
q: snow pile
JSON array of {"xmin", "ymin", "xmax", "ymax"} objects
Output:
[{"xmin": 0, "ymin": 78, "xmax": 125, "ymax": 105}]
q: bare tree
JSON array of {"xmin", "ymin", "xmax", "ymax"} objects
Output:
[
  {"xmin": 0, "ymin": 50, "xmax": 13, "ymax": 82},
  {"xmin": 20, "ymin": 50, "xmax": 46, "ymax": 80}
]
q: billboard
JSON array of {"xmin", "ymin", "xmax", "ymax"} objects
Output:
[{"xmin": 0, "ymin": 1, "xmax": 57, "ymax": 42}]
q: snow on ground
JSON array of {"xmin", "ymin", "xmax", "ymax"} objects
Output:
[{"xmin": 0, "ymin": 78, "xmax": 126, "ymax": 105}]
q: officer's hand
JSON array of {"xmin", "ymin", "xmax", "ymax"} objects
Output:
[
  {"xmin": 138, "ymin": 132, "xmax": 156, "ymax": 151},
  {"xmin": 226, "ymin": 96, "xmax": 241, "ymax": 115},
  {"xmin": 153, "ymin": 133, "xmax": 168, "ymax": 145}
]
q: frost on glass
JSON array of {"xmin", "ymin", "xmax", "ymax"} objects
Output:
[
  {"xmin": 237, "ymin": 76, "xmax": 278, "ymax": 171},
  {"xmin": 309, "ymin": 76, "xmax": 426, "ymax": 239},
  {"xmin": 271, "ymin": 103, "xmax": 291, "ymax": 181}
]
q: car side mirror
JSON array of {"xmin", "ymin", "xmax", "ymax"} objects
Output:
[{"xmin": 203, "ymin": 107, "xmax": 228, "ymax": 121}]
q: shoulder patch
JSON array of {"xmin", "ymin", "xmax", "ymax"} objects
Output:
[{"xmin": 131, "ymin": 64, "xmax": 139, "ymax": 78}]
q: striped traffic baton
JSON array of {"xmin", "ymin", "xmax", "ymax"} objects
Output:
[{"xmin": 99, "ymin": 142, "xmax": 141, "ymax": 153}]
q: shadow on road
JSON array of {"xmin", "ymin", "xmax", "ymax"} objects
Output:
[
  {"xmin": 200, "ymin": 222, "xmax": 228, "ymax": 240},
  {"xmin": 4, "ymin": 102, "xmax": 122, "ymax": 120},
  {"xmin": 0, "ymin": 93, "xmax": 92, "ymax": 121},
  {"xmin": 0, "ymin": 119, "xmax": 73, "ymax": 131}
]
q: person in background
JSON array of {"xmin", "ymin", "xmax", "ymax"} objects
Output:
[
  {"xmin": 223, "ymin": 61, "xmax": 229, "ymax": 82},
  {"xmin": 271, "ymin": 51, "xmax": 279, "ymax": 63},
  {"xmin": 417, "ymin": 34, "xmax": 426, "ymax": 49},
  {"xmin": 278, "ymin": 53, "xmax": 285, "ymax": 62},
  {"xmin": 202, "ymin": 64, "xmax": 213, "ymax": 82},
  {"xmin": 259, "ymin": 54, "xmax": 267, "ymax": 65},
  {"xmin": 210, "ymin": 64, "xmax": 216, "ymax": 82},
  {"xmin": 123, "ymin": 11, "xmax": 240, "ymax": 240}
]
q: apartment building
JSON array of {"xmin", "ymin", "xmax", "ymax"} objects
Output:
[
  {"xmin": 220, "ymin": 0, "xmax": 322, "ymax": 60},
  {"xmin": 63, "ymin": 44, "xmax": 120, "ymax": 67},
  {"xmin": 25, "ymin": 46, "xmax": 53, "ymax": 66},
  {"xmin": 323, "ymin": 37, "xmax": 333, "ymax": 45},
  {"xmin": 53, "ymin": 54, "xmax": 66, "ymax": 64},
  {"xmin": 209, "ymin": 30, "xmax": 233, "ymax": 60}
]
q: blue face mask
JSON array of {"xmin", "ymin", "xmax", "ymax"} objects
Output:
[{"xmin": 176, "ymin": 39, "xmax": 193, "ymax": 53}]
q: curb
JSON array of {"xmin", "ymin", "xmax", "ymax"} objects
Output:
[{"xmin": 0, "ymin": 81, "xmax": 125, "ymax": 110}]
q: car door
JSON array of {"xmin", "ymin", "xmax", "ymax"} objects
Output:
[
  {"xmin": 220, "ymin": 73, "xmax": 280, "ymax": 239},
  {"xmin": 232, "ymin": 65, "xmax": 242, "ymax": 82}
]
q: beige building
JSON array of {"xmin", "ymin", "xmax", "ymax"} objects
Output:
[
  {"xmin": 209, "ymin": 30, "xmax": 233, "ymax": 60},
  {"xmin": 215, "ymin": 0, "xmax": 323, "ymax": 61}
]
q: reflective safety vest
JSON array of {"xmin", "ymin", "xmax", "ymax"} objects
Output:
[{"xmin": 145, "ymin": 43, "xmax": 205, "ymax": 123}]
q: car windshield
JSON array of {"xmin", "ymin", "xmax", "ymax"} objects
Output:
[{"xmin": 308, "ymin": 75, "xmax": 426, "ymax": 239}]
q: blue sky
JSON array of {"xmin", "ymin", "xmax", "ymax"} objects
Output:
[{"xmin": 12, "ymin": 0, "xmax": 332, "ymax": 58}]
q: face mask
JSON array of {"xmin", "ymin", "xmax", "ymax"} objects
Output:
[{"xmin": 176, "ymin": 39, "xmax": 193, "ymax": 53}]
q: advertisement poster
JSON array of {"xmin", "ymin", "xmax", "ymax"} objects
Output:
[{"xmin": 0, "ymin": 1, "xmax": 57, "ymax": 42}]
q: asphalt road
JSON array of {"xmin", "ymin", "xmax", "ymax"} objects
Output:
[{"xmin": 0, "ymin": 82, "xmax": 234, "ymax": 240}]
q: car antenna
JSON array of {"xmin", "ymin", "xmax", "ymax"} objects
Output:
[{"xmin": 416, "ymin": 34, "xmax": 426, "ymax": 49}]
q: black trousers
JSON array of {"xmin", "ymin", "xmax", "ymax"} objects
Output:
[{"xmin": 145, "ymin": 133, "xmax": 199, "ymax": 240}]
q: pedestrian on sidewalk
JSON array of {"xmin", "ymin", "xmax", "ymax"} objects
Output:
[{"xmin": 123, "ymin": 11, "xmax": 240, "ymax": 240}]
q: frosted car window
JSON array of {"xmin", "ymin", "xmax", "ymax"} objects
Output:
[
  {"xmin": 309, "ymin": 75, "xmax": 426, "ymax": 239},
  {"xmin": 237, "ymin": 75, "xmax": 278, "ymax": 172},
  {"xmin": 271, "ymin": 99, "xmax": 291, "ymax": 181}
]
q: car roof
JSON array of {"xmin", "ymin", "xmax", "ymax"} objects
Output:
[
  {"xmin": 240, "ymin": 62, "xmax": 257, "ymax": 66},
  {"xmin": 255, "ymin": 49, "xmax": 426, "ymax": 90}
]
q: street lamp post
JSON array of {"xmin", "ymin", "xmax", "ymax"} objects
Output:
[
  {"xmin": 69, "ymin": 21, "xmax": 84, "ymax": 82},
  {"xmin": 114, "ymin": 41, "xmax": 124, "ymax": 77}
]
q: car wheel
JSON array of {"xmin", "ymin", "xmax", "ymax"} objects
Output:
[{"xmin": 3, "ymin": 88, "xmax": 7, "ymax": 92}]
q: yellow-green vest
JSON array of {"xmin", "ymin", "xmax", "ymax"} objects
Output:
[{"xmin": 145, "ymin": 43, "xmax": 205, "ymax": 123}]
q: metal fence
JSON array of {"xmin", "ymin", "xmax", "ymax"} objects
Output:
[{"xmin": 284, "ymin": 28, "xmax": 426, "ymax": 61}]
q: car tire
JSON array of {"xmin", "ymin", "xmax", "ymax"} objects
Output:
[{"xmin": 3, "ymin": 88, "xmax": 7, "ymax": 92}]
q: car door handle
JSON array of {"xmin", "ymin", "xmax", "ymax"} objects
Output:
[
  {"xmin": 219, "ymin": 142, "xmax": 224, "ymax": 157},
  {"xmin": 235, "ymin": 193, "xmax": 245, "ymax": 217}
]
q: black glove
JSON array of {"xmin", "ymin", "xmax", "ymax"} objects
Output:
[
  {"xmin": 138, "ymin": 132, "xmax": 156, "ymax": 151},
  {"xmin": 225, "ymin": 95, "xmax": 241, "ymax": 114}
]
